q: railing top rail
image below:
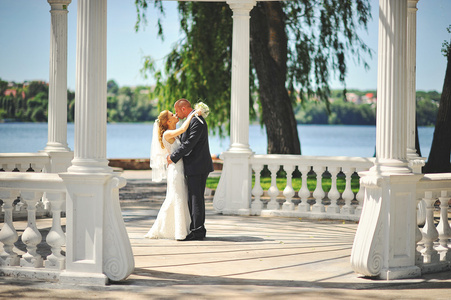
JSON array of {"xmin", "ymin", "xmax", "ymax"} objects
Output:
[
  {"xmin": 421, "ymin": 173, "xmax": 451, "ymax": 181},
  {"xmin": 250, "ymin": 154, "xmax": 374, "ymax": 168},
  {"xmin": 416, "ymin": 173, "xmax": 451, "ymax": 197},
  {"xmin": 0, "ymin": 152, "xmax": 50, "ymax": 158},
  {"xmin": 0, "ymin": 172, "xmax": 65, "ymax": 192},
  {"xmin": 0, "ymin": 152, "xmax": 50, "ymax": 164}
]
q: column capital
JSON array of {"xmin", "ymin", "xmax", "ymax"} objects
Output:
[
  {"xmin": 227, "ymin": 0, "xmax": 256, "ymax": 16},
  {"xmin": 408, "ymin": 0, "xmax": 419, "ymax": 10},
  {"xmin": 48, "ymin": 0, "xmax": 71, "ymax": 12}
]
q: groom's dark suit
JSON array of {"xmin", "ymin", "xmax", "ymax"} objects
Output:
[{"xmin": 170, "ymin": 112, "xmax": 214, "ymax": 239}]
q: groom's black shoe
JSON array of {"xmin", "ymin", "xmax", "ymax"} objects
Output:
[{"xmin": 180, "ymin": 232, "xmax": 204, "ymax": 241}]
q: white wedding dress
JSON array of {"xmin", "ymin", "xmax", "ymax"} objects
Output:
[{"xmin": 144, "ymin": 133, "xmax": 191, "ymax": 240}]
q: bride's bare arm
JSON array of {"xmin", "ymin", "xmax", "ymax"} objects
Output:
[{"xmin": 164, "ymin": 109, "xmax": 201, "ymax": 141}]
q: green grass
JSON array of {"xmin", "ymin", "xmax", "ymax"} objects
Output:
[{"xmin": 206, "ymin": 174, "xmax": 361, "ymax": 193}]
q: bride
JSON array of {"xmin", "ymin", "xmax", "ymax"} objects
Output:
[{"xmin": 145, "ymin": 109, "xmax": 200, "ymax": 240}]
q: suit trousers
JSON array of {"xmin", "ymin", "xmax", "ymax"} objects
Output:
[{"xmin": 186, "ymin": 173, "xmax": 208, "ymax": 237}]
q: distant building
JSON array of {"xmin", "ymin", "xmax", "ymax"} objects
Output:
[
  {"xmin": 3, "ymin": 89, "xmax": 25, "ymax": 99},
  {"xmin": 346, "ymin": 92, "xmax": 361, "ymax": 104}
]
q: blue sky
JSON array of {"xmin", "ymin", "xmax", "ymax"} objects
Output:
[{"xmin": 1, "ymin": 0, "xmax": 450, "ymax": 92}]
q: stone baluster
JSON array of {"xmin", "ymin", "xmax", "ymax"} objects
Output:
[
  {"xmin": 354, "ymin": 168, "xmax": 365, "ymax": 216},
  {"xmin": 436, "ymin": 191, "xmax": 451, "ymax": 262},
  {"xmin": 282, "ymin": 164, "xmax": 295, "ymax": 211},
  {"xmin": 20, "ymin": 191, "xmax": 44, "ymax": 268},
  {"xmin": 30, "ymin": 163, "xmax": 45, "ymax": 172},
  {"xmin": 417, "ymin": 199, "xmax": 426, "ymax": 226},
  {"xmin": 297, "ymin": 166, "xmax": 310, "ymax": 212},
  {"xmin": 19, "ymin": 163, "xmax": 28, "ymax": 172},
  {"xmin": 312, "ymin": 166, "xmax": 325, "ymax": 213},
  {"xmin": 251, "ymin": 164, "xmax": 264, "ymax": 214},
  {"xmin": 420, "ymin": 191, "xmax": 439, "ymax": 264},
  {"xmin": 45, "ymin": 192, "xmax": 66, "ymax": 269},
  {"xmin": 266, "ymin": 164, "xmax": 279, "ymax": 210},
  {"xmin": 0, "ymin": 190, "xmax": 20, "ymax": 266},
  {"xmin": 341, "ymin": 167, "xmax": 355, "ymax": 215},
  {"xmin": 415, "ymin": 197, "xmax": 424, "ymax": 266},
  {"xmin": 326, "ymin": 167, "xmax": 340, "ymax": 214}
]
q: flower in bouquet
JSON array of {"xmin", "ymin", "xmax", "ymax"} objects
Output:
[{"xmin": 194, "ymin": 102, "xmax": 210, "ymax": 119}]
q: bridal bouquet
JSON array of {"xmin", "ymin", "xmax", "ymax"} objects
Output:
[{"xmin": 194, "ymin": 102, "xmax": 210, "ymax": 124}]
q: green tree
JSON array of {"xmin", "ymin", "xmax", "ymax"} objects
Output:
[
  {"xmin": 107, "ymin": 79, "xmax": 119, "ymax": 95},
  {"xmin": 0, "ymin": 78, "xmax": 8, "ymax": 95},
  {"xmin": 27, "ymin": 81, "xmax": 48, "ymax": 99},
  {"xmin": 416, "ymin": 96, "xmax": 438, "ymax": 126},
  {"xmin": 135, "ymin": 0, "xmax": 372, "ymax": 154}
]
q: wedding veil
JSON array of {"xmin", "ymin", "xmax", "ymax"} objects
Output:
[{"xmin": 150, "ymin": 120, "xmax": 168, "ymax": 182}]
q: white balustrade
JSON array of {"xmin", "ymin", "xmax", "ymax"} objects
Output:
[
  {"xmin": 251, "ymin": 164, "xmax": 264, "ymax": 214},
  {"xmin": 266, "ymin": 164, "xmax": 280, "ymax": 210},
  {"xmin": 250, "ymin": 155, "xmax": 374, "ymax": 220},
  {"xmin": 0, "ymin": 153, "xmax": 72, "ymax": 217},
  {"xmin": 20, "ymin": 191, "xmax": 44, "ymax": 268},
  {"xmin": 311, "ymin": 166, "xmax": 326, "ymax": 213},
  {"xmin": 0, "ymin": 172, "xmax": 66, "ymax": 278},
  {"xmin": 354, "ymin": 167, "xmax": 366, "ymax": 215},
  {"xmin": 0, "ymin": 190, "xmax": 21, "ymax": 266},
  {"xmin": 0, "ymin": 153, "xmax": 50, "ymax": 172},
  {"xmin": 326, "ymin": 167, "xmax": 340, "ymax": 215},
  {"xmin": 415, "ymin": 197, "xmax": 424, "ymax": 266},
  {"xmin": 420, "ymin": 191, "xmax": 439, "ymax": 264},
  {"xmin": 45, "ymin": 192, "xmax": 66, "ymax": 269},
  {"xmin": 297, "ymin": 165, "xmax": 311, "ymax": 212},
  {"xmin": 436, "ymin": 191, "xmax": 451, "ymax": 262},
  {"xmin": 415, "ymin": 174, "xmax": 451, "ymax": 274},
  {"xmin": 282, "ymin": 164, "xmax": 295, "ymax": 211},
  {"xmin": 341, "ymin": 167, "xmax": 356, "ymax": 215}
]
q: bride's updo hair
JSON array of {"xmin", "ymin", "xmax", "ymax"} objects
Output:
[{"xmin": 157, "ymin": 110, "xmax": 170, "ymax": 149}]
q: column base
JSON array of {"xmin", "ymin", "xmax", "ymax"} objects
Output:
[
  {"xmin": 369, "ymin": 159, "xmax": 412, "ymax": 175},
  {"xmin": 44, "ymin": 142, "xmax": 71, "ymax": 152},
  {"xmin": 351, "ymin": 171, "xmax": 423, "ymax": 279},
  {"xmin": 213, "ymin": 150, "xmax": 253, "ymax": 214},
  {"xmin": 67, "ymin": 158, "xmax": 112, "ymax": 174},
  {"xmin": 227, "ymin": 143, "xmax": 252, "ymax": 153},
  {"xmin": 60, "ymin": 271, "xmax": 108, "ymax": 286},
  {"xmin": 222, "ymin": 208, "xmax": 251, "ymax": 216}
]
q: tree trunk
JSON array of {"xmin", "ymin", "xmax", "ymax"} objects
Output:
[
  {"xmin": 415, "ymin": 118, "xmax": 422, "ymax": 157},
  {"xmin": 423, "ymin": 47, "xmax": 451, "ymax": 173},
  {"xmin": 250, "ymin": 2, "xmax": 301, "ymax": 154}
]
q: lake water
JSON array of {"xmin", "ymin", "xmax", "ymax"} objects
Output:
[{"xmin": 0, "ymin": 122, "xmax": 434, "ymax": 159}]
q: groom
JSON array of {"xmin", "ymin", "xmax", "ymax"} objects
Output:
[{"xmin": 167, "ymin": 98, "xmax": 214, "ymax": 241}]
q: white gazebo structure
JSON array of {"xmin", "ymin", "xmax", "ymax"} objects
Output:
[{"xmin": 0, "ymin": 0, "xmax": 450, "ymax": 285}]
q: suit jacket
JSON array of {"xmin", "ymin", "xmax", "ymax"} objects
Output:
[{"xmin": 170, "ymin": 113, "xmax": 214, "ymax": 176}]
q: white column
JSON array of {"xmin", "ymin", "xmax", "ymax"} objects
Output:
[
  {"xmin": 213, "ymin": 1, "xmax": 256, "ymax": 215},
  {"xmin": 373, "ymin": 0, "xmax": 410, "ymax": 174},
  {"xmin": 68, "ymin": 0, "xmax": 111, "ymax": 174},
  {"xmin": 60, "ymin": 0, "xmax": 134, "ymax": 285},
  {"xmin": 351, "ymin": 0, "xmax": 423, "ymax": 280},
  {"xmin": 45, "ymin": 0, "xmax": 71, "ymax": 152},
  {"xmin": 227, "ymin": 0, "xmax": 255, "ymax": 153},
  {"xmin": 406, "ymin": 0, "xmax": 425, "ymax": 173}
]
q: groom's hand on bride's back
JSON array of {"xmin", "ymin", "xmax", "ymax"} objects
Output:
[{"xmin": 167, "ymin": 155, "xmax": 173, "ymax": 165}]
